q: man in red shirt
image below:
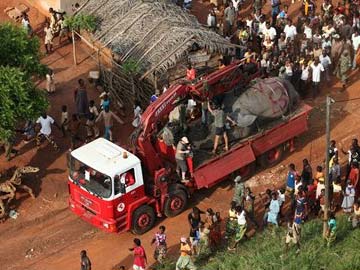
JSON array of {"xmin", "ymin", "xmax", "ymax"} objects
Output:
[
  {"xmin": 186, "ymin": 64, "xmax": 196, "ymax": 81},
  {"xmin": 129, "ymin": 238, "xmax": 147, "ymax": 270}
]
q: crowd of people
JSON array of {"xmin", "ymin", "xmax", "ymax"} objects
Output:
[{"xmin": 205, "ymin": 0, "xmax": 359, "ymax": 93}]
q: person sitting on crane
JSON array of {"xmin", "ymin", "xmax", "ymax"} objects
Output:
[
  {"xmin": 175, "ymin": 137, "xmax": 191, "ymax": 183},
  {"xmin": 186, "ymin": 64, "xmax": 196, "ymax": 81}
]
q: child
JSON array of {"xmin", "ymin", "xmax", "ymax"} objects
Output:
[
  {"xmin": 86, "ymin": 100, "xmax": 100, "ymax": 139},
  {"xmin": 352, "ymin": 199, "xmax": 360, "ymax": 228},
  {"xmin": 278, "ymin": 188, "xmax": 286, "ymax": 218},
  {"xmin": 198, "ymin": 222, "xmax": 210, "ymax": 255},
  {"xmin": 341, "ymin": 180, "xmax": 355, "ymax": 216},
  {"xmin": 151, "ymin": 225, "xmax": 167, "ymax": 264},
  {"xmin": 61, "ymin": 105, "xmax": 69, "ymax": 137},
  {"xmin": 132, "ymin": 100, "xmax": 142, "ymax": 128},
  {"xmin": 315, "ymin": 166, "xmax": 325, "ymax": 199},
  {"xmin": 284, "ymin": 219, "xmax": 301, "ymax": 254},
  {"xmin": 99, "ymin": 90, "xmax": 110, "ymax": 110},
  {"xmin": 325, "ymin": 212, "xmax": 337, "ymax": 247},
  {"xmin": 318, "ymin": 189, "xmax": 325, "ymax": 217},
  {"xmin": 46, "ymin": 69, "xmax": 56, "ymax": 93},
  {"xmin": 22, "ymin": 120, "xmax": 36, "ymax": 143}
]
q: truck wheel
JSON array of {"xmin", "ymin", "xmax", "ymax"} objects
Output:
[
  {"xmin": 131, "ymin": 205, "xmax": 156, "ymax": 235},
  {"xmin": 259, "ymin": 145, "xmax": 284, "ymax": 168},
  {"xmin": 164, "ymin": 189, "xmax": 187, "ymax": 218}
]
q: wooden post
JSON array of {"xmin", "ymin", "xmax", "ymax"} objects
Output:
[
  {"xmin": 323, "ymin": 95, "xmax": 332, "ymax": 237},
  {"xmin": 72, "ymin": 30, "xmax": 77, "ymax": 66},
  {"xmin": 153, "ymin": 72, "xmax": 157, "ymax": 93}
]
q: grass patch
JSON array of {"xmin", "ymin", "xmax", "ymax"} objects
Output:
[
  {"xmin": 202, "ymin": 216, "xmax": 360, "ymax": 270},
  {"xmin": 158, "ymin": 216, "xmax": 360, "ymax": 270}
]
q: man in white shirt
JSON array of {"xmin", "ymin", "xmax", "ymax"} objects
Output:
[
  {"xmin": 319, "ymin": 51, "xmax": 332, "ymax": 83},
  {"xmin": 310, "ymin": 57, "xmax": 325, "ymax": 98},
  {"xmin": 352, "ymin": 30, "xmax": 360, "ymax": 69},
  {"xmin": 232, "ymin": 0, "xmax": 241, "ymax": 11},
  {"xmin": 264, "ymin": 21, "xmax": 277, "ymax": 41},
  {"xmin": 283, "ymin": 19, "xmax": 297, "ymax": 41},
  {"xmin": 303, "ymin": 22, "xmax": 312, "ymax": 39},
  {"xmin": 36, "ymin": 112, "xmax": 60, "ymax": 150}
]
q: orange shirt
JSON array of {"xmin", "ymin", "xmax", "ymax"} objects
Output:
[{"xmin": 180, "ymin": 243, "xmax": 191, "ymax": 256}]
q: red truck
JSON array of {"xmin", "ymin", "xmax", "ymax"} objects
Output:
[{"xmin": 68, "ymin": 60, "xmax": 312, "ymax": 234}]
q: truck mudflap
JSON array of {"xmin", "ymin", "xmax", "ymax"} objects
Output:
[{"xmin": 193, "ymin": 144, "xmax": 256, "ymax": 189}]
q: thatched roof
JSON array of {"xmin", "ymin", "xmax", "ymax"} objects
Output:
[{"xmin": 80, "ymin": 0, "xmax": 232, "ymax": 80}]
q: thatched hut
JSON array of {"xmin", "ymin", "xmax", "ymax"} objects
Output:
[{"xmin": 78, "ymin": 0, "xmax": 234, "ymax": 107}]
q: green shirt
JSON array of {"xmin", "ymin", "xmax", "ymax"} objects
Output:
[{"xmin": 213, "ymin": 109, "xmax": 226, "ymax": 128}]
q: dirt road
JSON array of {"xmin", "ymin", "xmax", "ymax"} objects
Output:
[{"xmin": 1, "ymin": 1, "xmax": 360, "ymax": 270}]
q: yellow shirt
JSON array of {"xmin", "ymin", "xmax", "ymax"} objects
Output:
[{"xmin": 180, "ymin": 243, "xmax": 191, "ymax": 256}]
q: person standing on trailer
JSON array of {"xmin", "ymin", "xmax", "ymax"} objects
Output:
[
  {"xmin": 208, "ymin": 102, "xmax": 236, "ymax": 154},
  {"xmin": 175, "ymin": 137, "xmax": 190, "ymax": 183}
]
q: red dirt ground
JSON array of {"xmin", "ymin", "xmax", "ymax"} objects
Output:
[{"xmin": 0, "ymin": 1, "xmax": 359, "ymax": 270}]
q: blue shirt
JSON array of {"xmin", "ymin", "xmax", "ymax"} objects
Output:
[
  {"xmin": 287, "ymin": 171, "xmax": 296, "ymax": 189},
  {"xmin": 102, "ymin": 99, "xmax": 110, "ymax": 110}
]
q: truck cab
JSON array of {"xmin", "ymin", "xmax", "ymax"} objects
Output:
[{"xmin": 68, "ymin": 138, "xmax": 147, "ymax": 233}]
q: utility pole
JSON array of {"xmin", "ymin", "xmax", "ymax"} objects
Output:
[
  {"xmin": 72, "ymin": 30, "xmax": 77, "ymax": 66},
  {"xmin": 323, "ymin": 96, "xmax": 333, "ymax": 237}
]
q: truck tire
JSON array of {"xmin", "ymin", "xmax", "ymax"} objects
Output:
[
  {"xmin": 259, "ymin": 145, "xmax": 284, "ymax": 168},
  {"xmin": 164, "ymin": 189, "xmax": 187, "ymax": 218},
  {"xmin": 131, "ymin": 205, "xmax": 156, "ymax": 235}
]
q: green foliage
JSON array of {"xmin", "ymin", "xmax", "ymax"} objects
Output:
[
  {"xmin": 122, "ymin": 58, "xmax": 141, "ymax": 76},
  {"xmin": 64, "ymin": 14, "xmax": 97, "ymax": 32},
  {"xmin": 199, "ymin": 216, "xmax": 360, "ymax": 270},
  {"xmin": 149, "ymin": 216, "xmax": 360, "ymax": 270},
  {"xmin": 0, "ymin": 23, "xmax": 47, "ymax": 77},
  {"xmin": 0, "ymin": 67, "xmax": 48, "ymax": 141}
]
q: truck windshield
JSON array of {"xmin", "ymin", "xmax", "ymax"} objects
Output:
[{"xmin": 69, "ymin": 157, "xmax": 112, "ymax": 199}]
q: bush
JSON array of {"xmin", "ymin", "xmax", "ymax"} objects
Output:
[{"xmin": 64, "ymin": 14, "xmax": 97, "ymax": 32}]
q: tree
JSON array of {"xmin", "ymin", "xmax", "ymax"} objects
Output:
[
  {"xmin": 0, "ymin": 23, "xmax": 48, "ymax": 142},
  {"xmin": 64, "ymin": 14, "xmax": 97, "ymax": 32},
  {"xmin": 0, "ymin": 23, "xmax": 47, "ymax": 77},
  {"xmin": 0, "ymin": 67, "xmax": 48, "ymax": 141}
]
